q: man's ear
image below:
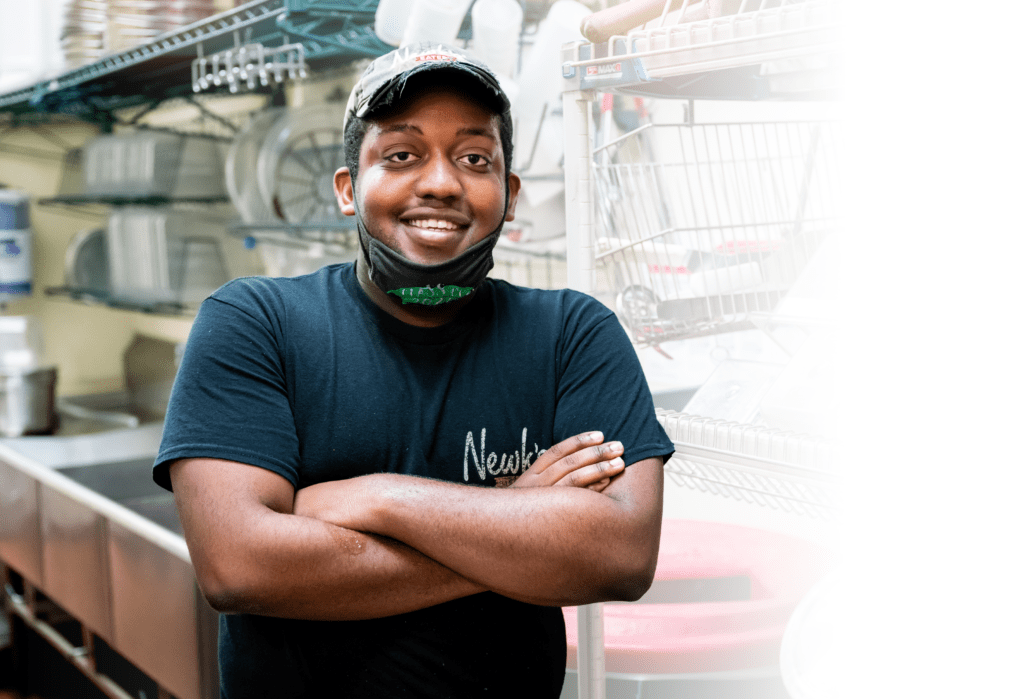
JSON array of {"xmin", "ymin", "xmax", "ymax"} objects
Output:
[
  {"xmin": 504, "ymin": 172, "xmax": 522, "ymax": 222},
  {"xmin": 334, "ymin": 167, "xmax": 356, "ymax": 217}
]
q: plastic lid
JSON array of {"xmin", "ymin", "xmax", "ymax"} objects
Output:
[{"xmin": 0, "ymin": 190, "xmax": 30, "ymax": 230}]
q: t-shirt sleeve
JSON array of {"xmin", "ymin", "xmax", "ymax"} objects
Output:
[
  {"xmin": 553, "ymin": 295, "xmax": 675, "ymax": 468},
  {"xmin": 153, "ymin": 280, "xmax": 301, "ymax": 491}
]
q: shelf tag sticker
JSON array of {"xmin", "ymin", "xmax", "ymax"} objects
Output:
[{"xmin": 579, "ymin": 57, "xmax": 651, "ymax": 90}]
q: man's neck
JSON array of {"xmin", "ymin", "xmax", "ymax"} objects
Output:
[{"xmin": 355, "ymin": 258, "xmax": 474, "ymax": 328}]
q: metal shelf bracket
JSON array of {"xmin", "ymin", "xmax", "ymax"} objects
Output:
[{"xmin": 0, "ymin": 0, "xmax": 391, "ymax": 124}]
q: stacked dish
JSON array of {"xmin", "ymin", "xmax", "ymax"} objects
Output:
[
  {"xmin": 106, "ymin": 0, "xmax": 217, "ymax": 53},
  {"xmin": 62, "ymin": 0, "xmax": 107, "ymax": 68}
]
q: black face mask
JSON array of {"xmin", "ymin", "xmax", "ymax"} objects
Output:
[{"xmin": 354, "ymin": 183, "xmax": 510, "ymax": 307}]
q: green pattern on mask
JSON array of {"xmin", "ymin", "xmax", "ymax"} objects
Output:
[{"xmin": 387, "ymin": 285, "xmax": 474, "ymax": 305}]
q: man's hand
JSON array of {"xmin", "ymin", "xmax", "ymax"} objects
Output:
[
  {"xmin": 294, "ymin": 477, "xmax": 370, "ymax": 528},
  {"xmin": 510, "ymin": 431, "xmax": 624, "ymax": 492}
]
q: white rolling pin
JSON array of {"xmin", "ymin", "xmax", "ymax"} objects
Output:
[{"xmin": 579, "ymin": 0, "xmax": 742, "ymax": 44}]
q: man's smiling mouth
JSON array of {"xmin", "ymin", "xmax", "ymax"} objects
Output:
[{"xmin": 406, "ymin": 219, "xmax": 464, "ymax": 232}]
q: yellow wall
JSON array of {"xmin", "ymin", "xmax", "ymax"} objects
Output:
[{"xmin": 0, "ymin": 123, "xmax": 195, "ymax": 397}]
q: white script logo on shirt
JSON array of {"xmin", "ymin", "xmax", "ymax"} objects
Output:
[{"xmin": 464, "ymin": 427, "xmax": 545, "ymax": 483}]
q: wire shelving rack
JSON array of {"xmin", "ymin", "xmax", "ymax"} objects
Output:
[
  {"xmin": 560, "ymin": 2, "xmax": 841, "ymax": 697},
  {"xmin": 593, "ymin": 118, "xmax": 838, "ymax": 345}
]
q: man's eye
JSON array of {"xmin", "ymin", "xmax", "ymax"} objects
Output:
[
  {"xmin": 386, "ymin": 152, "xmax": 416, "ymax": 163},
  {"xmin": 462, "ymin": 154, "xmax": 489, "ymax": 166}
]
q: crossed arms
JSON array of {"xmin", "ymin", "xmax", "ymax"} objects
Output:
[{"xmin": 168, "ymin": 433, "xmax": 664, "ymax": 621}]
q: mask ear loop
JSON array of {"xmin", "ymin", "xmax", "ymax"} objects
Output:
[{"xmin": 350, "ymin": 182, "xmax": 373, "ymax": 281}]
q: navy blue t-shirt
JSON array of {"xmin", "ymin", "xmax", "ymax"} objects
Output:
[{"xmin": 155, "ymin": 263, "xmax": 674, "ymax": 698}]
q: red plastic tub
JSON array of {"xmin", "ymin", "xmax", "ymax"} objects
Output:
[{"xmin": 564, "ymin": 519, "xmax": 832, "ymax": 674}]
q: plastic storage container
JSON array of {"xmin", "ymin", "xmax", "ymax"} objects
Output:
[
  {"xmin": 401, "ymin": 0, "xmax": 474, "ymax": 47},
  {"xmin": 562, "ymin": 519, "xmax": 831, "ymax": 698},
  {"xmin": 374, "ymin": 0, "xmax": 417, "ymax": 46},
  {"xmin": 0, "ymin": 0, "xmax": 64, "ymax": 91},
  {"xmin": 0, "ymin": 315, "xmax": 45, "ymax": 370},
  {"xmin": 471, "ymin": 0, "xmax": 523, "ymax": 78},
  {"xmin": 0, "ymin": 190, "xmax": 33, "ymax": 302}
]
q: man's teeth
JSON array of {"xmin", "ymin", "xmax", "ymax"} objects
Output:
[{"xmin": 408, "ymin": 219, "xmax": 459, "ymax": 231}]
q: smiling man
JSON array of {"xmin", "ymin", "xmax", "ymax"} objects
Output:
[{"xmin": 154, "ymin": 43, "xmax": 674, "ymax": 699}]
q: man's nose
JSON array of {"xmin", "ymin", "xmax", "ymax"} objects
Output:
[{"xmin": 414, "ymin": 154, "xmax": 462, "ymax": 200}]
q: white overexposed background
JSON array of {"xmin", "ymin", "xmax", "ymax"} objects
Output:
[{"xmin": 838, "ymin": 3, "xmax": 1024, "ymax": 697}]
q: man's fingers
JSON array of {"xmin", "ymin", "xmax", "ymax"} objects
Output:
[
  {"xmin": 543, "ymin": 441, "xmax": 623, "ymax": 484},
  {"xmin": 512, "ymin": 432, "xmax": 627, "ymax": 489},
  {"xmin": 558, "ymin": 456, "xmax": 624, "ymax": 488},
  {"xmin": 531, "ymin": 431, "xmax": 604, "ymax": 473}
]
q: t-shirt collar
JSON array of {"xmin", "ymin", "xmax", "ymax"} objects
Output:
[{"xmin": 339, "ymin": 262, "xmax": 491, "ymax": 345}]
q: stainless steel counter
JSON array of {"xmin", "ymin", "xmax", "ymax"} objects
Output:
[{"xmin": 0, "ymin": 416, "xmax": 218, "ymax": 699}]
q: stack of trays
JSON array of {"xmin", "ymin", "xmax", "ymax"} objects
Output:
[
  {"xmin": 106, "ymin": 207, "xmax": 258, "ymax": 305},
  {"xmin": 83, "ymin": 131, "xmax": 226, "ymax": 199}
]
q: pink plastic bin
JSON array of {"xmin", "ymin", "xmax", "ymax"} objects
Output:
[{"xmin": 564, "ymin": 519, "xmax": 831, "ymax": 674}]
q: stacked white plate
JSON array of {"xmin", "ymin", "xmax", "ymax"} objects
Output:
[
  {"xmin": 62, "ymin": 0, "xmax": 108, "ymax": 68},
  {"xmin": 106, "ymin": 0, "xmax": 216, "ymax": 53}
]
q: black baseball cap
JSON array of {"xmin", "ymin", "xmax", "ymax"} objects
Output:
[{"xmin": 344, "ymin": 42, "xmax": 511, "ymax": 128}]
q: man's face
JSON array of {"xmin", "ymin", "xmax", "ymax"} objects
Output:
[{"xmin": 335, "ymin": 86, "xmax": 520, "ymax": 267}]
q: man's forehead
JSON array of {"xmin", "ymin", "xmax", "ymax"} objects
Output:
[{"xmin": 370, "ymin": 122, "xmax": 500, "ymax": 139}]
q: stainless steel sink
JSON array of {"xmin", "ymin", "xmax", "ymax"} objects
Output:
[
  {"xmin": 116, "ymin": 493, "xmax": 182, "ymax": 536},
  {"xmin": 57, "ymin": 457, "xmax": 172, "ymax": 508},
  {"xmin": 0, "ymin": 421, "xmax": 164, "ymax": 468},
  {"xmin": 0, "ymin": 421, "xmax": 217, "ymax": 699}
]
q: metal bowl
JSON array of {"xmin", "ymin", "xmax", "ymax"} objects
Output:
[{"xmin": 0, "ymin": 366, "xmax": 59, "ymax": 437}]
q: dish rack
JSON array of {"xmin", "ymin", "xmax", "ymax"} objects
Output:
[
  {"xmin": 657, "ymin": 408, "xmax": 836, "ymax": 520},
  {"xmin": 592, "ymin": 119, "xmax": 838, "ymax": 344}
]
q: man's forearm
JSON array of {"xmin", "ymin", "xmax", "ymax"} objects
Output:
[
  {"xmin": 303, "ymin": 459, "xmax": 664, "ymax": 606},
  {"xmin": 170, "ymin": 458, "xmax": 484, "ymax": 621},
  {"xmin": 212, "ymin": 513, "xmax": 485, "ymax": 620}
]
